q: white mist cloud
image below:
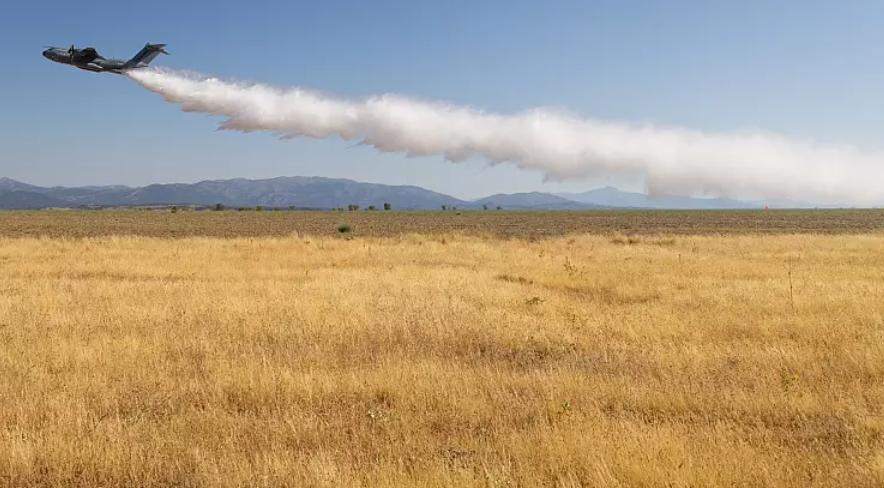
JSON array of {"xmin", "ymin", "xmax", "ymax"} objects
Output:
[{"xmin": 128, "ymin": 68, "xmax": 884, "ymax": 205}]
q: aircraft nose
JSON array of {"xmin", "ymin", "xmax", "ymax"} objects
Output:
[{"xmin": 42, "ymin": 49, "xmax": 51, "ymax": 58}]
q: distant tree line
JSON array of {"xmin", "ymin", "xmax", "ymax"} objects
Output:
[{"xmin": 205, "ymin": 202, "xmax": 404, "ymax": 211}]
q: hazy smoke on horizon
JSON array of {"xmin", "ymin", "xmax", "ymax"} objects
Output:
[{"xmin": 128, "ymin": 68, "xmax": 884, "ymax": 205}]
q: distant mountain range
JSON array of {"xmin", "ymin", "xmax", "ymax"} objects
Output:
[
  {"xmin": 474, "ymin": 192, "xmax": 601, "ymax": 209},
  {"xmin": 0, "ymin": 176, "xmax": 821, "ymax": 210}
]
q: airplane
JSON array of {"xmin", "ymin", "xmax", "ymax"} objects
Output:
[{"xmin": 42, "ymin": 43, "xmax": 168, "ymax": 74}]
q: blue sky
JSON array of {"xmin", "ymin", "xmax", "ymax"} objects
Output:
[{"xmin": 2, "ymin": 0, "xmax": 883, "ymax": 199}]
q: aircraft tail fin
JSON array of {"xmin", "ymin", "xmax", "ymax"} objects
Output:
[{"xmin": 123, "ymin": 43, "xmax": 168, "ymax": 69}]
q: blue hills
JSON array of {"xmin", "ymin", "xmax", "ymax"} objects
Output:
[{"xmin": 0, "ymin": 176, "xmax": 819, "ymax": 209}]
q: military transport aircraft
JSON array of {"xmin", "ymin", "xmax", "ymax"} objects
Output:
[{"xmin": 42, "ymin": 43, "xmax": 168, "ymax": 74}]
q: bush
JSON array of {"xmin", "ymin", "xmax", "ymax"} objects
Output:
[
  {"xmin": 383, "ymin": 203, "xmax": 392, "ymax": 211},
  {"xmin": 367, "ymin": 205, "xmax": 376, "ymax": 211},
  {"xmin": 337, "ymin": 224, "xmax": 352, "ymax": 234},
  {"xmin": 214, "ymin": 203, "xmax": 225, "ymax": 211}
]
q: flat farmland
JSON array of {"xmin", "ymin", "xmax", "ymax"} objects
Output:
[
  {"xmin": 1, "ymin": 210, "xmax": 882, "ymax": 487},
  {"xmin": 1, "ymin": 209, "xmax": 883, "ymax": 238}
]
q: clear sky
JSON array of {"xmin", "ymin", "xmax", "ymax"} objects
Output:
[{"xmin": 2, "ymin": 0, "xmax": 883, "ymax": 199}]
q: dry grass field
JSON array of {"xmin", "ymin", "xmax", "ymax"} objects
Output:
[{"xmin": 0, "ymin": 214, "xmax": 882, "ymax": 486}]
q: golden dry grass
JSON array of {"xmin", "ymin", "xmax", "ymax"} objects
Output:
[{"xmin": 0, "ymin": 233, "xmax": 882, "ymax": 487}]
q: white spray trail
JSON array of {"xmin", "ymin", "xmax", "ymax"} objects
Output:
[{"xmin": 128, "ymin": 68, "xmax": 884, "ymax": 205}]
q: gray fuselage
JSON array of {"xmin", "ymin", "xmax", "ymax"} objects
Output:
[
  {"xmin": 42, "ymin": 48, "xmax": 127, "ymax": 73},
  {"xmin": 42, "ymin": 43, "xmax": 167, "ymax": 74}
]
